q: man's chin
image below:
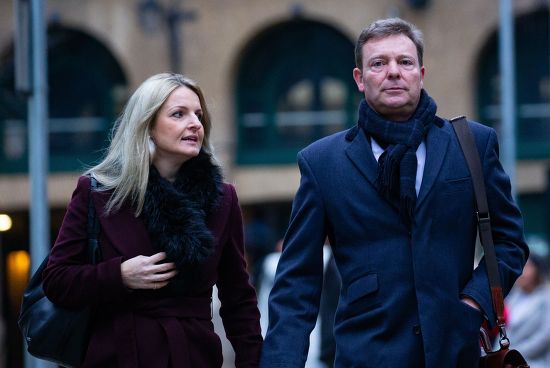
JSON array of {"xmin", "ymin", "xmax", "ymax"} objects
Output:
[{"xmin": 377, "ymin": 104, "xmax": 415, "ymax": 121}]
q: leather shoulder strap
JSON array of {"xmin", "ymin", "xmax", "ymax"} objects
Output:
[
  {"xmin": 450, "ymin": 116, "xmax": 505, "ymax": 327},
  {"xmin": 87, "ymin": 176, "xmax": 101, "ymax": 264}
]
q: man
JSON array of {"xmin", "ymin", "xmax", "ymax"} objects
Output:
[{"xmin": 260, "ymin": 18, "xmax": 528, "ymax": 367}]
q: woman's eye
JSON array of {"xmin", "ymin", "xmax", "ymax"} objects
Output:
[
  {"xmin": 172, "ymin": 111, "xmax": 183, "ymax": 118},
  {"xmin": 196, "ymin": 113, "xmax": 203, "ymax": 122}
]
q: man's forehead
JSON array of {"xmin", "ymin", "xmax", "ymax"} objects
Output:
[{"xmin": 363, "ymin": 35, "xmax": 417, "ymax": 57}]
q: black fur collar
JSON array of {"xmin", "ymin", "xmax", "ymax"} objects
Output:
[{"xmin": 143, "ymin": 150, "xmax": 223, "ymax": 270}]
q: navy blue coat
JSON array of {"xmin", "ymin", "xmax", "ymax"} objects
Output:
[{"xmin": 260, "ymin": 118, "xmax": 528, "ymax": 368}]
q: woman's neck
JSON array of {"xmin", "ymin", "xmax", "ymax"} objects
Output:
[{"xmin": 152, "ymin": 159, "xmax": 181, "ymax": 183}]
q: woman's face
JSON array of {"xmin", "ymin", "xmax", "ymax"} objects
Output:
[{"xmin": 150, "ymin": 86, "xmax": 204, "ymax": 166}]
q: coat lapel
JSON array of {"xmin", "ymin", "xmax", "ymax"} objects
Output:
[
  {"xmin": 344, "ymin": 128, "xmax": 379, "ymax": 188},
  {"xmin": 416, "ymin": 122, "xmax": 451, "ymax": 208},
  {"xmin": 92, "ymin": 191, "xmax": 153, "ymax": 257}
]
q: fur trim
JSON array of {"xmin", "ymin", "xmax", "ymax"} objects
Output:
[{"xmin": 143, "ymin": 150, "xmax": 223, "ymax": 270}]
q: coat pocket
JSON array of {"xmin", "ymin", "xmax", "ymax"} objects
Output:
[
  {"xmin": 347, "ymin": 273, "xmax": 378, "ymax": 304},
  {"xmin": 344, "ymin": 273, "xmax": 379, "ymax": 318},
  {"xmin": 442, "ymin": 176, "xmax": 471, "ymax": 194}
]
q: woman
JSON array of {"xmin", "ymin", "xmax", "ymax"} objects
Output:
[
  {"xmin": 42, "ymin": 73, "xmax": 263, "ymax": 367},
  {"xmin": 505, "ymin": 254, "xmax": 550, "ymax": 368}
]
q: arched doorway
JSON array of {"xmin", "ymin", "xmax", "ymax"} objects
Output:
[
  {"xmin": 0, "ymin": 23, "xmax": 128, "ymax": 173},
  {"xmin": 235, "ymin": 19, "xmax": 358, "ymax": 165}
]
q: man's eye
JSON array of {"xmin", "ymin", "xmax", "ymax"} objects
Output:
[
  {"xmin": 369, "ymin": 60, "xmax": 386, "ymax": 72},
  {"xmin": 400, "ymin": 59, "xmax": 415, "ymax": 68}
]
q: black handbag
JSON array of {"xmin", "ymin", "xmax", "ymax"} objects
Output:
[
  {"xmin": 451, "ymin": 116, "xmax": 529, "ymax": 368},
  {"xmin": 18, "ymin": 177, "xmax": 101, "ymax": 367}
]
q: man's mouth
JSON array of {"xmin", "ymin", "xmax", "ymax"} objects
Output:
[{"xmin": 384, "ymin": 87, "xmax": 405, "ymax": 92}]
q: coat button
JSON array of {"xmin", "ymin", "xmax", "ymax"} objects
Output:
[{"xmin": 412, "ymin": 325, "xmax": 421, "ymax": 335}]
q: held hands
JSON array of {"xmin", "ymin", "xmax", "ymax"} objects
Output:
[{"xmin": 121, "ymin": 252, "xmax": 177, "ymax": 290}]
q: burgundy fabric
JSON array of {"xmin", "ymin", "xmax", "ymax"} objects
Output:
[{"xmin": 42, "ymin": 176, "xmax": 262, "ymax": 367}]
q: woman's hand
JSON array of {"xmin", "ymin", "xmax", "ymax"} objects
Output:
[{"xmin": 121, "ymin": 252, "xmax": 177, "ymax": 290}]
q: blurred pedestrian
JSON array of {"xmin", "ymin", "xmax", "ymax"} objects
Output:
[
  {"xmin": 505, "ymin": 254, "xmax": 550, "ymax": 368},
  {"xmin": 42, "ymin": 73, "xmax": 262, "ymax": 367},
  {"xmin": 244, "ymin": 211, "xmax": 276, "ymax": 292},
  {"xmin": 258, "ymin": 240, "xmax": 336, "ymax": 368}
]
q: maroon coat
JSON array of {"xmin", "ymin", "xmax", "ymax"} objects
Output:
[{"xmin": 43, "ymin": 176, "xmax": 262, "ymax": 367}]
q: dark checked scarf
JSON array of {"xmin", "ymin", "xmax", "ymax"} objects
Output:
[{"xmin": 358, "ymin": 89, "xmax": 441, "ymax": 226}]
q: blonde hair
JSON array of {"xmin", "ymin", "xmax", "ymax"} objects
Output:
[{"xmin": 85, "ymin": 73, "xmax": 213, "ymax": 215}]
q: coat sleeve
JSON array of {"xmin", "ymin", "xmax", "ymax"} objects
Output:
[
  {"xmin": 216, "ymin": 184, "xmax": 263, "ymax": 368},
  {"xmin": 260, "ymin": 151, "xmax": 327, "ymax": 368},
  {"xmin": 460, "ymin": 126, "xmax": 529, "ymax": 327},
  {"xmin": 42, "ymin": 176, "xmax": 128, "ymax": 308}
]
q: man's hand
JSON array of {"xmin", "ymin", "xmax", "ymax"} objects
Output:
[{"xmin": 461, "ymin": 296, "xmax": 481, "ymax": 311}]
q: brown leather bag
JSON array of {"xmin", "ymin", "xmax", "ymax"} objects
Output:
[
  {"xmin": 478, "ymin": 327, "xmax": 528, "ymax": 368},
  {"xmin": 479, "ymin": 348, "xmax": 529, "ymax": 368},
  {"xmin": 451, "ymin": 117, "xmax": 529, "ymax": 368}
]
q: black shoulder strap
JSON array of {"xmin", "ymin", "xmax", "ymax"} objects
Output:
[
  {"xmin": 87, "ymin": 176, "xmax": 101, "ymax": 264},
  {"xmin": 450, "ymin": 116, "xmax": 505, "ymax": 328}
]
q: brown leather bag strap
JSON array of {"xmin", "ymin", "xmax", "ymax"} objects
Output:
[{"xmin": 450, "ymin": 116, "xmax": 506, "ymax": 329}]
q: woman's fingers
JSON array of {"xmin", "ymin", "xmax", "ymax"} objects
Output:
[
  {"xmin": 148, "ymin": 252, "xmax": 168, "ymax": 263},
  {"xmin": 150, "ymin": 269, "xmax": 178, "ymax": 283},
  {"xmin": 121, "ymin": 252, "xmax": 178, "ymax": 290},
  {"xmin": 151, "ymin": 261, "xmax": 177, "ymax": 273}
]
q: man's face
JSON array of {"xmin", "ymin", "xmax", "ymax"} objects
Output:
[{"xmin": 353, "ymin": 34, "xmax": 425, "ymax": 122}]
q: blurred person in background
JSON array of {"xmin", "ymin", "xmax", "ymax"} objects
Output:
[
  {"xmin": 258, "ymin": 239, "xmax": 337, "ymax": 368},
  {"xmin": 244, "ymin": 211, "xmax": 277, "ymax": 293},
  {"xmin": 505, "ymin": 253, "xmax": 550, "ymax": 368},
  {"xmin": 42, "ymin": 73, "xmax": 262, "ymax": 367},
  {"xmin": 261, "ymin": 17, "xmax": 528, "ymax": 367}
]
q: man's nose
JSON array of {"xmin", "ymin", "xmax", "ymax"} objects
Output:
[{"xmin": 387, "ymin": 60, "xmax": 400, "ymax": 78}]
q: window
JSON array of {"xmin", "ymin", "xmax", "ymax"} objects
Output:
[
  {"xmin": 0, "ymin": 24, "xmax": 127, "ymax": 173},
  {"xmin": 235, "ymin": 19, "xmax": 359, "ymax": 164},
  {"xmin": 476, "ymin": 7, "xmax": 550, "ymax": 159}
]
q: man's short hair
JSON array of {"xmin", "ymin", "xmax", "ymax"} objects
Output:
[{"xmin": 355, "ymin": 17, "xmax": 424, "ymax": 70}]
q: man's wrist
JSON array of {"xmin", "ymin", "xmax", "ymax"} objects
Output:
[{"xmin": 461, "ymin": 296, "xmax": 481, "ymax": 311}]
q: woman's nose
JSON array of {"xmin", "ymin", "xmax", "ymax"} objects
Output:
[{"xmin": 188, "ymin": 116, "xmax": 201, "ymax": 129}]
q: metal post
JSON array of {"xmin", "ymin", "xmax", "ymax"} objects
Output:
[
  {"xmin": 137, "ymin": 0, "xmax": 196, "ymax": 73},
  {"xmin": 15, "ymin": 0, "xmax": 54, "ymax": 366},
  {"xmin": 167, "ymin": 8, "xmax": 182, "ymax": 72},
  {"xmin": 27, "ymin": 0, "xmax": 49, "ymax": 290},
  {"xmin": 499, "ymin": 0, "xmax": 517, "ymax": 197}
]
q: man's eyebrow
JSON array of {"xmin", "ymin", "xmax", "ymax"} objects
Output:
[{"xmin": 368, "ymin": 53, "xmax": 416, "ymax": 60}]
